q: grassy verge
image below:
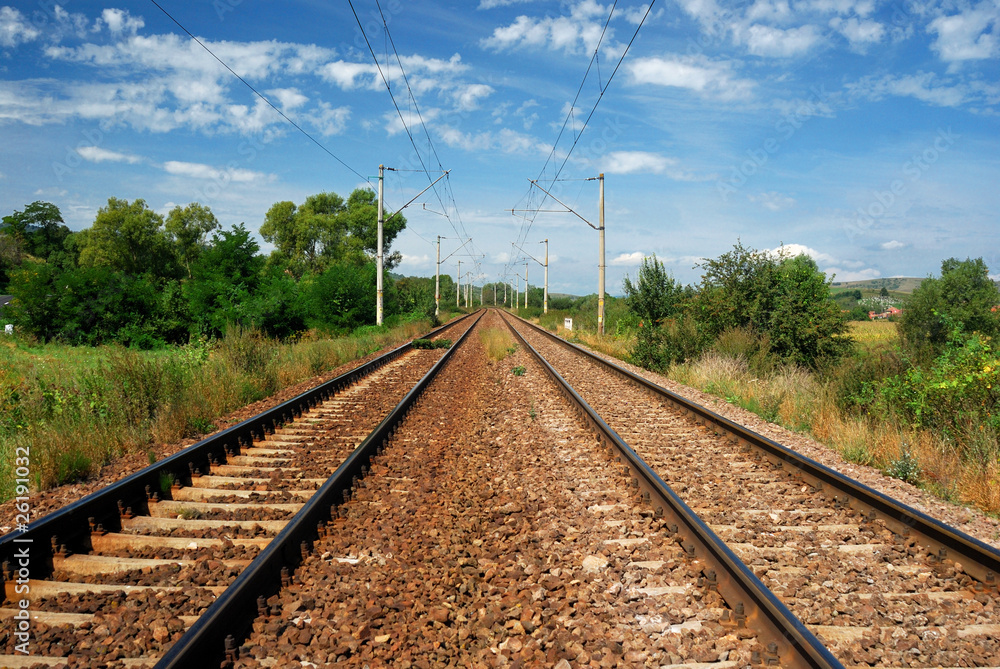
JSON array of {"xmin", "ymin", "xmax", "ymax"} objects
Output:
[
  {"xmin": 667, "ymin": 321, "xmax": 999, "ymax": 515},
  {"xmin": 0, "ymin": 315, "xmax": 444, "ymax": 501}
]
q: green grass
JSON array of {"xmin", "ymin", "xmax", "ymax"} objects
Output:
[{"xmin": 0, "ymin": 317, "xmax": 441, "ymax": 501}]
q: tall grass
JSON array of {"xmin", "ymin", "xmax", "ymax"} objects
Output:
[
  {"xmin": 479, "ymin": 327, "xmax": 516, "ymax": 362},
  {"xmin": 0, "ymin": 318, "xmax": 433, "ymax": 500},
  {"xmin": 669, "ymin": 329, "xmax": 1000, "ymax": 515}
]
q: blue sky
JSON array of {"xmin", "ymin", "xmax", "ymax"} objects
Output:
[{"xmin": 1, "ymin": 0, "xmax": 998, "ymax": 296}]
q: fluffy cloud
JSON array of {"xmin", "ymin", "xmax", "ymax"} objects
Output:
[
  {"xmin": 737, "ymin": 23, "xmax": 823, "ymax": 57},
  {"xmin": 849, "ymin": 72, "xmax": 968, "ymax": 107},
  {"xmin": 927, "ymin": 2, "xmax": 999, "ymax": 65},
  {"xmin": 481, "ymin": 1, "xmax": 615, "ymax": 54},
  {"xmin": 830, "ymin": 16, "xmax": 885, "ymax": 47},
  {"xmin": 769, "ymin": 243, "xmax": 882, "ymax": 282},
  {"xmin": 880, "ymin": 240, "xmax": 907, "ymax": 251},
  {"xmin": 610, "ymin": 251, "xmax": 646, "ymax": 266},
  {"xmin": 627, "ymin": 56, "xmax": 754, "ymax": 100},
  {"xmin": 0, "ymin": 7, "xmax": 39, "ymax": 47},
  {"xmin": 163, "ymin": 160, "xmax": 272, "ymax": 184},
  {"xmin": 76, "ymin": 146, "xmax": 144, "ymax": 164}
]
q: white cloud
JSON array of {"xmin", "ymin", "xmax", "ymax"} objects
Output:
[
  {"xmin": 76, "ymin": 146, "xmax": 144, "ymax": 164},
  {"xmin": 305, "ymin": 103, "xmax": 351, "ymax": 136},
  {"xmin": 610, "ymin": 252, "xmax": 646, "ymax": 266},
  {"xmin": 770, "ymin": 243, "xmax": 838, "ymax": 264},
  {"xmin": 927, "ymin": 2, "xmax": 1000, "ymax": 64},
  {"xmin": 0, "ymin": 7, "xmax": 40, "ymax": 47},
  {"xmin": 748, "ymin": 191, "xmax": 795, "ymax": 211},
  {"xmin": 452, "ymin": 84, "xmax": 494, "ymax": 111},
  {"xmin": 269, "ymin": 88, "xmax": 309, "ymax": 112},
  {"xmin": 162, "ymin": 160, "xmax": 272, "ymax": 184},
  {"xmin": 400, "ymin": 253, "xmax": 432, "ymax": 267},
  {"xmin": 830, "ymin": 16, "xmax": 885, "ymax": 47},
  {"xmin": 627, "ymin": 55, "xmax": 754, "ymax": 100},
  {"xmin": 769, "ymin": 243, "xmax": 882, "ymax": 282},
  {"xmin": 737, "ymin": 23, "xmax": 823, "ymax": 57},
  {"xmin": 98, "ymin": 9, "xmax": 144, "ymax": 36},
  {"xmin": 478, "ymin": 0, "xmax": 537, "ymax": 7},
  {"xmin": 880, "ymin": 240, "xmax": 907, "ymax": 251},
  {"xmin": 481, "ymin": 2, "xmax": 614, "ymax": 54},
  {"xmin": 824, "ymin": 267, "xmax": 882, "ymax": 282},
  {"xmin": 603, "ymin": 151, "xmax": 672, "ymax": 174},
  {"xmin": 849, "ymin": 72, "xmax": 968, "ymax": 107}
]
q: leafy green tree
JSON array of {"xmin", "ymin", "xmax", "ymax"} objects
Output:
[
  {"xmin": 0, "ymin": 232, "xmax": 23, "ymax": 291},
  {"xmin": 247, "ymin": 265, "xmax": 307, "ymax": 338},
  {"xmin": 6, "ymin": 262, "xmax": 179, "ymax": 347},
  {"xmin": 766, "ymin": 255, "xmax": 850, "ymax": 366},
  {"xmin": 692, "ymin": 242, "xmax": 848, "ymax": 367},
  {"xmin": 260, "ymin": 189, "xmax": 406, "ymax": 275},
  {"xmin": 77, "ymin": 198, "xmax": 179, "ymax": 278},
  {"xmin": 2, "ymin": 201, "xmax": 69, "ymax": 259},
  {"xmin": 900, "ymin": 257, "xmax": 1000, "ymax": 357},
  {"xmin": 622, "ymin": 255, "xmax": 688, "ymax": 325},
  {"xmin": 166, "ymin": 202, "xmax": 219, "ymax": 278},
  {"xmin": 184, "ymin": 223, "xmax": 265, "ymax": 336}
]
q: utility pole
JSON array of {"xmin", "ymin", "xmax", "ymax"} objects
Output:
[
  {"xmin": 515, "ymin": 274, "xmax": 519, "ymax": 311},
  {"xmin": 598, "ymin": 173, "xmax": 605, "ymax": 335},
  {"xmin": 524, "ymin": 262, "xmax": 529, "ymax": 309},
  {"xmin": 435, "ymin": 236, "xmax": 441, "ymax": 318},
  {"xmin": 457, "ymin": 259, "xmax": 461, "ymax": 309},
  {"xmin": 542, "ymin": 239, "xmax": 549, "ymax": 314},
  {"xmin": 376, "ymin": 164, "xmax": 385, "ymax": 326},
  {"xmin": 493, "ymin": 282, "xmax": 497, "ymax": 306}
]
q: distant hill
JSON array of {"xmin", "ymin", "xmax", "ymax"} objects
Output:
[{"xmin": 831, "ymin": 277, "xmax": 923, "ymax": 294}]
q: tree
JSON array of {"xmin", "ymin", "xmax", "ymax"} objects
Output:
[
  {"xmin": 900, "ymin": 257, "xmax": 1000, "ymax": 356},
  {"xmin": 77, "ymin": 198, "xmax": 178, "ymax": 278},
  {"xmin": 184, "ymin": 223, "xmax": 265, "ymax": 336},
  {"xmin": 0, "ymin": 232, "xmax": 24, "ymax": 290},
  {"xmin": 2, "ymin": 201, "xmax": 70, "ymax": 262},
  {"xmin": 880, "ymin": 286, "xmax": 890, "ymax": 298},
  {"xmin": 260, "ymin": 189, "xmax": 406, "ymax": 275},
  {"xmin": 166, "ymin": 202, "xmax": 219, "ymax": 278},
  {"xmin": 692, "ymin": 243, "xmax": 848, "ymax": 367},
  {"xmin": 622, "ymin": 255, "xmax": 688, "ymax": 325}
]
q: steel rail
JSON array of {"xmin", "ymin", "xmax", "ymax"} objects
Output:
[
  {"xmin": 156, "ymin": 308, "xmax": 485, "ymax": 667},
  {"xmin": 506, "ymin": 312, "xmax": 1000, "ymax": 587},
  {"xmin": 0, "ymin": 313, "xmax": 475, "ymax": 607},
  {"xmin": 498, "ymin": 310, "xmax": 842, "ymax": 669}
]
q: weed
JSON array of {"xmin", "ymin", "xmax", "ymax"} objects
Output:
[
  {"xmin": 529, "ymin": 401, "xmax": 537, "ymax": 421},
  {"xmin": 512, "ymin": 366, "xmax": 526, "ymax": 377},
  {"xmin": 479, "ymin": 328, "xmax": 516, "ymax": 361},
  {"xmin": 411, "ymin": 338, "xmax": 450, "ymax": 349},
  {"xmin": 177, "ymin": 507, "xmax": 203, "ymax": 520},
  {"xmin": 886, "ymin": 444, "xmax": 921, "ymax": 484}
]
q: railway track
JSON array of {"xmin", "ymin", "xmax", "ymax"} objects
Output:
[
  {"xmin": 0, "ymin": 312, "xmax": 481, "ymax": 668},
  {"xmin": 501, "ymin": 309, "xmax": 1000, "ymax": 668},
  {"xmin": 4, "ymin": 306, "xmax": 998, "ymax": 668},
  {"xmin": 231, "ymin": 309, "xmax": 770, "ymax": 667}
]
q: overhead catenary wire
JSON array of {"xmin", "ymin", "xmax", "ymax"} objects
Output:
[
  {"xmin": 147, "ymin": 0, "xmax": 369, "ymax": 184},
  {"xmin": 348, "ymin": 0, "xmax": 482, "ymax": 267},
  {"xmin": 506, "ymin": 0, "xmax": 656, "ymax": 276}
]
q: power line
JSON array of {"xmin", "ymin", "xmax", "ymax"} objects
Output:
[
  {"xmin": 349, "ymin": 0, "xmax": 480, "ymax": 265},
  {"xmin": 147, "ymin": 0, "xmax": 369, "ymax": 183},
  {"xmin": 506, "ymin": 0, "xmax": 656, "ymax": 274}
]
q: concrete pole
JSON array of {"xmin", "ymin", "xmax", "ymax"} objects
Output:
[
  {"xmin": 435, "ymin": 236, "xmax": 441, "ymax": 318},
  {"xmin": 543, "ymin": 239, "xmax": 549, "ymax": 314},
  {"xmin": 493, "ymin": 282, "xmax": 497, "ymax": 306},
  {"xmin": 524, "ymin": 263, "xmax": 529, "ymax": 309},
  {"xmin": 376, "ymin": 164, "xmax": 385, "ymax": 326},
  {"xmin": 457, "ymin": 260, "xmax": 461, "ymax": 309},
  {"xmin": 598, "ymin": 172, "xmax": 605, "ymax": 335},
  {"xmin": 515, "ymin": 274, "xmax": 519, "ymax": 311}
]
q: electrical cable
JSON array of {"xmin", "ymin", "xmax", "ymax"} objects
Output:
[{"xmin": 147, "ymin": 0, "xmax": 369, "ymax": 183}]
